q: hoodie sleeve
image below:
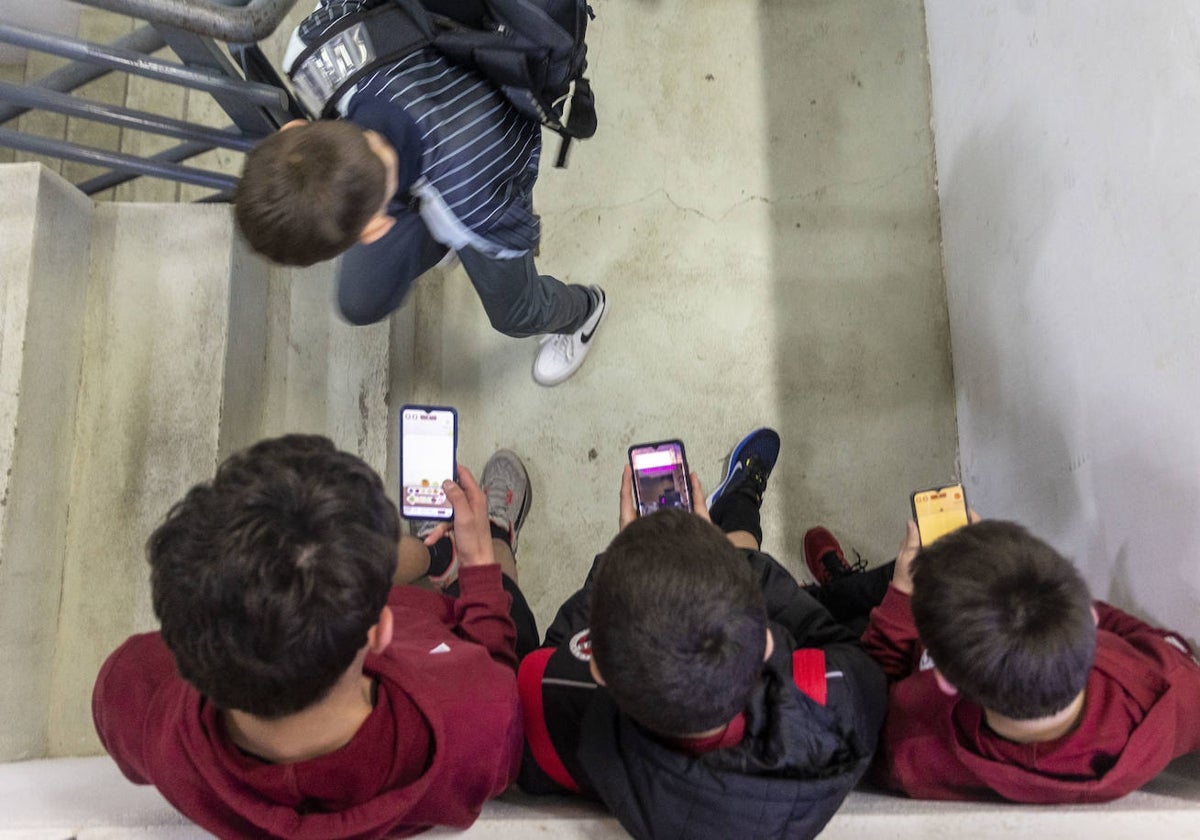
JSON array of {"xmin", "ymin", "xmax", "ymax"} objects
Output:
[
  {"xmin": 1094, "ymin": 600, "xmax": 1200, "ymax": 755},
  {"xmin": 821, "ymin": 639, "xmax": 888, "ymax": 754},
  {"xmin": 451, "ymin": 564, "xmax": 518, "ymax": 670},
  {"xmin": 92, "ymin": 633, "xmax": 179, "ymax": 785},
  {"xmin": 861, "ymin": 585, "xmax": 923, "ymax": 680}
]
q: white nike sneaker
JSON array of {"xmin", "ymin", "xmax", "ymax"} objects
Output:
[{"xmin": 532, "ymin": 286, "xmax": 607, "ymax": 386}]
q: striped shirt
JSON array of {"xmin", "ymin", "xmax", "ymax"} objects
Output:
[{"xmin": 287, "ymin": 0, "xmax": 542, "ymax": 254}]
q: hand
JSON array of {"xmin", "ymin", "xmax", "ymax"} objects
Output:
[
  {"xmin": 619, "ymin": 467, "xmax": 713, "ymax": 531},
  {"xmin": 619, "ymin": 465, "xmax": 637, "ymax": 531},
  {"xmin": 891, "ymin": 520, "xmax": 921, "ymax": 595},
  {"xmin": 440, "ymin": 466, "xmax": 496, "ymax": 568},
  {"xmin": 892, "ymin": 508, "xmax": 983, "ymax": 595}
]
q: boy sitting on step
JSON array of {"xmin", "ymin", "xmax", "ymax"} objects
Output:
[
  {"xmin": 858, "ymin": 518, "xmax": 1200, "ymax": 802},
  {"xmin": 517, "ymin": 428, "xmax": 886, "ymax": 840},
  {"xmin": 92, "ymin": 434, "xmax": 537, "ymax": 839}
]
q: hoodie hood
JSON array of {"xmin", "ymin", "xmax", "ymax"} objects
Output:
[
  {"xmin": 945, "ymin": 630, "xmax": 1180, "ymax": 804},
  {"xmin": 577, "ymin": 641, "xmax": 872, "ymax": 840}
]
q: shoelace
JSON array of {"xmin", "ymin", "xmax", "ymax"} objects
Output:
[
  {"xmin": 539, "ymin": 333, "xmax": 576, "ymax": 362},
  {"xmin": 485, "ymin": 480, "xmax": 515, "ymax": 529},
  {"xmin": 741, "ymin": 458, "xmax": 770, "ymax": 503},
  {"xmin": 847, "ymin": 549, "xmax": 868, "ymax": 574}
]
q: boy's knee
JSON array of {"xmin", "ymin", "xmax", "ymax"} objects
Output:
[
  {"xmin": 339, "ymin": 301, "xmax": 388, "ymax": 327},
  {"xmin": 337, "ymin": 288, "xmax": 393, "ymax": 326}
]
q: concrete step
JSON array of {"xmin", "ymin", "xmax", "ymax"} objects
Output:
[
  {"xmin": 2, "ymin": 755, "xmax": 1199, "ymax": 839},
  {"xmin": 0, "ymin": 163, "xmax": 93, "ymax": 761},
  {"xmin": 0, "ymin": 161, "xmax": 397, "ymax": 759}
]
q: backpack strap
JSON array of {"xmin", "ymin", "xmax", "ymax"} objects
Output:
[
  {"xmin": 288, "ymin": 4, "xmax": 432, "ymax": 118},
  {"xmin": 517, "ymin": 648, "xmax": 583, "ymax": 793},
  {"xmin": 791, "ymin": 649, "xmax": 828, "ymax": 706}
]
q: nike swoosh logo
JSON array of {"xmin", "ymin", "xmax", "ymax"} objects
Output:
[{"xmin": 581, "ymin": 303, "xmax": 604, "ymax": 344}]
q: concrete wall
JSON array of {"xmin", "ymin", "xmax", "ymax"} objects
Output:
[
  {"xmin": 0, "ymin": 165, "xmax": 92, "ymax": 760},
  {"xmin": 925, "ymin": 0, "xmax": 1200, "ymax": 639}
]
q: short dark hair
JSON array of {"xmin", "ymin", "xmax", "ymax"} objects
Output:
[
  {"xmin": 234, "ymin": 121, "xmax": 387, "ymax": 267},
  {"xmin": 910, "ymin": 520, "xmax": 1095, "ymax": 720},
  {"xmin": 589, "ymin": 510, "xmax": 767, "ymax": 735},
  {"xmin": 148, "ymin": 435, "xmax": 399, "ymax": 717}
]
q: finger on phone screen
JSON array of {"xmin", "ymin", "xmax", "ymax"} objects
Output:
[{"xmin": 441, "ymin": 476, "xmax": 466, "ymax": 509}]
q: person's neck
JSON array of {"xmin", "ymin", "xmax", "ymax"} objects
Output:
[
  {"xmin": 984, "ymin": 690, "xmax": 1087, "ymax": 744},
  {"xmin": 222, "ymin": 660, "xmax": 375, "ymax": 764}
]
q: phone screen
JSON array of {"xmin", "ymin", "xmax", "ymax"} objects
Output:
[
  {"xmin": 629, "ymin": 440, "xmax": 692, "ymax": 516},
  {"xmin": 911, "ymin": 483, "xmax": 969, "ymax": 545},
  {"xmin": 400, "ymin": 406, "xmax": 457, "ymax": 520}
]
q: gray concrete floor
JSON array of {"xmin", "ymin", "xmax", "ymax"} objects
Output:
[
  {"xmin": 393, "ymin": 0, "xmax": 958, "ymax": 631},
  {"xmin": 6, "ymin": 0, "xmax": 957, "ymax": 635}
]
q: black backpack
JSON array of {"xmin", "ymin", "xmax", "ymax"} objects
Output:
[{"xmin": 288, "ymin": 0, "xmax": 596, "ymax": 166}]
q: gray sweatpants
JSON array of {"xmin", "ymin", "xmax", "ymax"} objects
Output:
[{"xmin": 336, "ymin": 217, "xmax": 591, "ymax": 337}]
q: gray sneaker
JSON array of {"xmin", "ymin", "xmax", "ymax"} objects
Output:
[{"xmin": 481, "ymin": 449, "xmax": 532, "ymax": 553}]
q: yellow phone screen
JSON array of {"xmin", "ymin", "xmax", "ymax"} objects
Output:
[{"xmin": 912, "ymin": 484, "xmax": 969, "ymax": 545}]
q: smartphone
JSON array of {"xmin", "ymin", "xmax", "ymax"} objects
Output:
[
  {"xmin": 911, "ymin": 483, "xmax": 969, "ymax": 546},
  {"xmin": 399, "ymin": 405, "xmax": 458, "ymax": 520},
  {"xmin": 628, "ymin": 440, "xmax": 692, "ymax": 516}
]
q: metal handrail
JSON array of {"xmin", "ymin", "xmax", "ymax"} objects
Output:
[
  {"xmin": 0, "ymin": 81, "xmax": 256, "ymax": 152},
  {"xmin": 78, "ymin": 0, "xmax": 298, "ymax": 44},
  {"xmin": 0, "ymin": 23, "xmax": 287, "ymax": 110},
  {"xmin": 0, "ymin": 26, "xmax": 166, "ymax": 126},
  {"xmin": 0, "ymin": 127, "xmax": 236, "ymax": 192},
  {"xmin": 0, "ymin": 3, "xmax": 301, "ymax": 198}
]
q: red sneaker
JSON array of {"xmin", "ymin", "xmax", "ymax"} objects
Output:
[{"xmin": 804, "ymin": 526, "xmax": 854, "ymax": 585}]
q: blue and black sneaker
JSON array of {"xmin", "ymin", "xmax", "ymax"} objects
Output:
[{"xmin": 706, "ymin": 428, "xmax": 781, "ymax": 511}]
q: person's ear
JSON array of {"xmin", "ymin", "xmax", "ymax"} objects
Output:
[
  {"xmin": 589, "ymin": 656, "xmax": 606, "ymax": 687},
  {"xmin": 358, "ymin": 212, "xmax": 395, "ymax": 245},
  {"xmin": 367, "ymin": 605, "xmax": 394, "ymax": 654},
  {"xmin": 763, "ymin": 627, "xmax": 775, "ymax": 663},
  {"xmin": 933, "ymin": 668, "xmax": 958, "ymax": 696},
  {"xmin": 280, "ymin": 119, "xmax": 308, "ymax": 131}
]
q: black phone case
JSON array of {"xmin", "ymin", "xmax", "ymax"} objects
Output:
[{"xmin": 628, "ymin": 439, "xmax": 692, "ymax": 513}]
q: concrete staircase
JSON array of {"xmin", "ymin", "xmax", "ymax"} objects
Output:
[
  {"xmin": 0, "ymin": 161, "xmax": 398, "ymax": 759},
  {"xmin": 3, "ymin": 0, "xmax": 1200, "ymax": 834},
  {"xmin": 3, "ymin": 159, "xmax": 1200, "ymax": 837}
]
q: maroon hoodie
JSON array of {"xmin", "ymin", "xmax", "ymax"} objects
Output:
[
  {"xmin": 862, "ymin": 587, "xmax": 1200, "ymax": 803},
  {"xmin": 93, "ymin": 565, "xmax": 522, "ymax": 839}
]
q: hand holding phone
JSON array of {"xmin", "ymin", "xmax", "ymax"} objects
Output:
[
  {"xmin": 911, "ymin": 483, "xmax": 969, "ymax": 546},
  {"xmin": 628, "ymin": 440, "xmax": 693, "ymax": 517},
  {"xmin": 400, "ymin": 405, "xmax": 457, "ymax": 520},
  {"xmin": 437, "ymin": 465, "xmax": 496, "ymax": 569}
]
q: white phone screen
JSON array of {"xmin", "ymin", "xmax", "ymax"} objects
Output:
[{"xmin": 401, "ymin": 407, "xmax": 456, "ymax": 519}]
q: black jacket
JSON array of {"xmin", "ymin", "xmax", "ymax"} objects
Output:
[{"xmin": 517, "ymin": 550, "xmax": 887, "ymax": 840}]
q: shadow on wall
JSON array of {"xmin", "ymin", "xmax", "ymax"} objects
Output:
[
  {"xmin": 935, "ymin": 103, "xmax": 1200, "ymax": 640},
  {"xmin": 758, "ymin": 0, "xmax": 957, "ymax": 564},
  {"xmin": 935, "ymin": 104, "xmax": 1078, "ymax": 537}
]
